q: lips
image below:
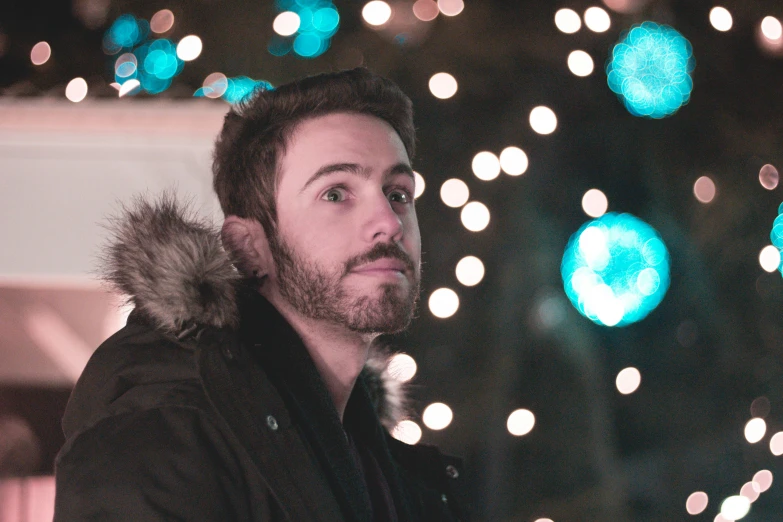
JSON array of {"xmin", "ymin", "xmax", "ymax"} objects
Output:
[{"xmin": 352, "ymin": 258, "xmax": 408, "ymax": 273}]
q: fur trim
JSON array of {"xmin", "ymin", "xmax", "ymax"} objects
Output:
[
  {"xmin": 100, "ymin": 191, "xmax": 241, "ymax": 333},
  {"xmin": 361, "ymin": 344, "xmax": 410, "ymax": 431},
  {"xmin": 100, "ymin": 192, "xmax": 408, "ymax": 430}
]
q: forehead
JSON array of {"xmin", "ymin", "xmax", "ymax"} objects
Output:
[{"xmin": 278, "ymin": 112, "xmax": 410, "ymax": 183}]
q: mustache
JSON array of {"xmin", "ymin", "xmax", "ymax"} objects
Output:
[{"xmin": 344, "ymin": 242, "xmax": 416, "ymax": 275}]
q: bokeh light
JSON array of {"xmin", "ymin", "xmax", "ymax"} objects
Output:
[
  {"xmin": 568, "ymin": 50, "xmax": 594, "ymax": 77},
  {"xmin": 561, "ymin": 212, "xmax": 671, "ymax": 327},
  {"xmin": 114, "ymin": 52, "xmax": 137, "ymax": 80},
  {"xmin": 740, "ymin": 482, "xmax": 760, "ymax": 503},
  {"xmin": 694, "ymin": 176, "xmax": 716, "ymax": 203},
  {"xmin": 176, "ymin": 35, "xmax": 202, "ymax": 61},
  {"xmin": 472, "ymin": 151, "xmax": 501, "ymax": 181},
  {"xmin": 422, "ymin": 402, "xmax": 453, "ymax": 430},
  {"xmin": 30, "ymin": 41, "xmax": 51, "ymax": 65},
  {"xmin": 414, "ymin": 171, "xmax": 425, "ymax": 199},
  {"xmin": 499, "ymin": 146, "xmax": 528, "ymax": 175},
  {"xmin": 429, "ymin": 288, "xmax": 459, "ymax": 318},
  {"xmin": 529, "ymin": 106, "xmax": 557, "ymax": 134},
  {"xmin": 754, "ymin": 470, "xmax": 773, "ymax": 492},
  {"xmin": 616, "ymin": 367, "xmax": 641, "ymax": 394},
  {"xmin": 760, "ymin": 164, "xmax": 779, "ymax": 190},
  {"xmin": 222, "ymin": 76, "xmax": 272, "ymax": 104},
  {"xmin": 456, "ymin": 256, "xmax": 485, "ymax": 286},
  {"xmin": 65, "ymin": 77, "xmax": 88, "ymax": 102},
  {"xmin": 770, "ymin": 432, "xmax": 783, "ymax": 456},
  {"xmin": 582, "ymin": 189, "xmax": 608, "ymax": 218},
  {"xmin": 507, "ymin": 409, "xmax": 536, "ymax": 436},
  {"xmin": 429, "ymin": 72, "xmax": 458, "ymax": 99},
  {"xmin": 274, "ymin": 11, "xmax": 301, "ymax": 36},
  {"xmin": 720, "ymin": 496, "xmax": 750, "ymax": 520},
  {"xmin": 745, "ymin": 418, "xmax": 767, "ymax": 443},
  {"xmin": 201, "ymin": 72, "xmax": 228, "ymax": 98},
  {"xmin": 555, "ymin": 8, "xmax": 581, "ymax": 34},
  {"xmin": 118, "ymin": 78, "xmax": 140, "ymax": 97},
  {"xmin": 388, "ymin": 353, "xmax": 417, "ymax": 382},
  {"xmin": 440, "ymin": 179, "xmax": 470, "ymax": 207},
  {"xmin": 584, "ymin": 7, "xmax": 610, "ymax": 33},
  {"xmin": 759, "ymin": 246, "xmax": 780, "ymax": 273},
  {"xmin": 606, "ymin": 22, "xmax": 695, "ymax": 118},
  {"xmin": 104, "ymin": 14, "xmax": 148, "ymax": 54},
  {"xmin": 150, "ymin": 9, "xmax": 174, "ymax": 34},
  {"xmin": 686, "ymin": 492, "xmax": 709, "ymax": 515},
  {"xmin": 413, "ymin": 0, "xmax": 439, "ymax": 21},
  {"xmin": 709, "ymin": 7, "xmax": 733, "ymax": 32},
  {"xmin": 391, "ymin": 419, "xmax": 422, "ymax": 444},
  {"xmin": 767, "ymin": 204, "xmax": 783, "ymax": 278},
  {"xmin": 363, "ymin": 1, "xmax": 392, "ymax": 26},
  {"xmin": 761, "ymin": 16, "xmax": 783, "ymax": 41},
  {"xmin": 602, "ymin": 0, "xmax": 649, "ymax": 14},
  {"xmin": 438, "ymin": 0, "xmax": 464, "ymax": 16},
  {"xmin": 461, "ymin": 201, "xmax": 490, "ymax": 232}
]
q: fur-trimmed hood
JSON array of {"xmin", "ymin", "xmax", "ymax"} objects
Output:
[{"xmin": 100, "ymin": 192, "xmax": 408, "ymax": 430}]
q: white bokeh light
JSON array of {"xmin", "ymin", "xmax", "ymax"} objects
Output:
[
  {"xmin": 150, "ymin": 9, "xmax": 175, "ymax": 34},
  {"xmin": 582, "ymin": 189, "xmax": 608, "ymax": 218},
  {"xmin": 745, "ymin": 418, "xmax": 767, "ymax": 444},
  {"xmin": 429, "ymin": 72, "xmax": 458, "ymax": 99},
  {"xmin": 273, "ymin": 11, "xmax": 301, "ymax": 36},
  {"xmin": 740, "ymin": 481, "xmax": 760, "ymax": 503},
  {"xmin": 555, "ymin": 8, "xmax": 581, "ymax": 33},
  {"xmin": 616, "ymin": 367, "xmax": 641, "ymax": 395},
  {"xmin": 30, "ymin": 41, "xmax": 51, "ymax": 65},
  {"xmin": 422, "ymin": 402, "xmax": 453, "ymax": 430},
  {"xmin": 584, "ymin": 7, "xmax": 611, "ymax": 32},
  {"xmin": 461, "ymin": 201, "xmax": 490, "ymax": 232},
  {"xmin": 761, "ymin": 16, "xmax": 783, "ymax": 41},
  {"xmin": 770, "ymin": 431, "xmax": 783, "ymax": 455},
  {"xmin": 437, "ymin": 0, "xmax": 464, "ymax": 16},
  {"xmin": 759, "ymin": 246, "xmax": 781, "ymax": 273},
  {"xmin": 429, "ymin": 288, "xmax": 459, "ymax": 318},
  {"xmin": 694, "ymin": 176, "xmax": 716, "ymax": 203},
  {"xmin": 472, "ymin": 151, "xmax": 501, "ymax": 181},
  {"xmin": 568, "ymin": 50, "xmax": 594, "ymax": 77},
  {"xmin": 455, "ymin": 256, "xmax": 485, "ymax": 286},
  {"xmin": 720, "ymin": 495, "xmax": 751, "ymax": 521},
  {"xmin": 176, "ymin": 35, "xmax": 202, "ymax": 61},
  {"xmin": 530, "ymin": 106, "xmax": 557, "ymax": 135},
  {"xmin": 388, "ymin": 353, "xmax": 417, "ymax": 382},
  {"xmin": 499, "ymin": 146, "xmax": 528, "ymax": 176},
  {"xmin": 507, "ymin": 409, "xmax": 536, "ymax": 436},
  {"xmin": 709, "ymin": 7, "xmax": 733, "ymax": 31},
  {"xmin": 391, "ymin": 420, "xmax": 422, "ymax": 444},
  {"xmin": 686, "ymin": 492, "xmax": 709, "ymax": 515},
  {"xmin": 362, "ymin": 1, "xmax": 392, "ymax": 26},
  {"xmin": 119, "ymin": 79, "xmax": 141, "ymax": 97},
  {"xmin": 414, "ymin": 171, "xmax": 425, "ymax": 199},
  {"xmin": 440, "ymin": 178, "xmax": 470, "ymax": 208},
  {"xmin": 65, "ymin": 77, "xmax": 88, "ymax": 102}
]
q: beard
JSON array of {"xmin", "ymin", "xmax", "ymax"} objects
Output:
[{"xmin": 268, "ymin": 234, "xmax": 420, "ymax": 334}]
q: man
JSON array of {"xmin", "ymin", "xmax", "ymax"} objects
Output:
[{"xmin": 54, "ymin": 67, "xmax": 469, "ymax": 521}]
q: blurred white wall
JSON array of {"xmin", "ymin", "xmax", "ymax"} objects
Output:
[{"xmin": 0, "ymin": 99, "xmax": 229, "ymax": 385}]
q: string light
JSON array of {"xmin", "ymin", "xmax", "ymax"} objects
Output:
[
  {"xmin": 150, "ymin": 9, "xmax": 174, "ymax": 34},
  {"xmin": 759, "ymin": 246, "xmax": 780, "ymax": 273},
  {"xmin": 30, "ymin": 41, "xmax": 51, "ymax": 65},
  {"xmin": 388, "ymin": 353, "xmax": 417, "ymax": 382},
  {"xmin": 507, "ymin": 409, "xmax": 536, "ymax": 436},
  {"xmin": 693, "ymin": 176, "xmax": 716, "ymax": 203},
  {"xmin": 770, "ymin": 432, "xmax": 783, "ymax": 455},
  {"xmin": 739, "ymin": 482, "xmax": 759, "ymax": 503},
  {"xmin": 438, "ymin": 0, "xmax": 464, "ymax": 17},
  {"xmin": 429, "ymin": 288, "xmax": 459, "ymax": 318},
  {"xmin": 472, "ymin": 151, "xmax": 501, "ymax": 181},
  {"xmin": 414, "ymin": 171, "xmax": 425, "ymax": 198},
  {"xmin": 568, "ymin": 50, "xmax": 594, "ymax": 77},
  {"xmin": 392, "ymin": 420, "xmax": 422, "ymax": 444},
  {"xmin": 65, "ymin": 77, "xmax": 88, "ymax": 102},
  {"xmin": 274, "ymin": 11, "xmax": 301, "ymax": 36},
  {"xmin": 744, "ymin": 418, "xmax": 767, "ymax": 444},
  {"xmin": 582, "ymin": 189, "xmax": 608, "ymax": 218},
  {"xmin": 686, "ymin": 492, "xmax": 709, "ymax": 515},
  {"xmin": 422, "ymin": 402, "xmax": 453, "ymax": 430},
  {"xmin": 440, "ymin": 179, "xmax": 470, "ymax": 208},
  {"xmin": 616, "ymin": 367, "xmax": 641, "ymax": 394},
  {"xmin": 720, "ymin": 496, "xmax": 750, "ymax": 520},
  {"xmin": 529, "ymin": 106, "xmax": 557, "ymax": 134},
  {"xmin": 759, "ymin": 164, "xmax": 779, "ymax": 190},
  {"xmin": 362, "ymin": 1, "xmax": 392, "ymax": 26},
  {"xmin": 499, "ymin": 146, "xmax": 528, "ymax": 175},
  {"xmin": 584, "ymin": 7, "xmax": 610, "ymax": 33},
  {"xmin": 461, "ymin": 201, "xmax": 490, "ymax": 232},
  {"xmin": 709, "ymin": 7, "xmax": 733, "ymax": 32},
  {"xmin": 761, "ymin": 16, "xmax": 783, "ymax": 41},
  {"xmin": 176, "ymin": 35, "xmax": 202, "ymax": 61},
  {"xmin": 413, "ymin": 0, "xmax": 439, "ymax": 21},
  {"xmin": 455, "ymin": 256, "xmax": 485, "ymax": 286}
]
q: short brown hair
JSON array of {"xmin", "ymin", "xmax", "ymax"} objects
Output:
[{"xmin": 212, "ymin": 67, "xmax": 416, "ymax": 239}]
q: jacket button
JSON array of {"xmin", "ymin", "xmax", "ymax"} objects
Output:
[
  {"xmin": 222, "ymin": 346, "xmax": 234, "ymax": 360},
  {"xmin": 441, "ymin": 494, "xmax": 448, "ymax": 504},
  {"xmin": 445, "ymin": 464, "xmax": 459, "ymax": 479},
  {"xmin": 266, "ymin": 415, "xmax": 279, "ymax": 431}
]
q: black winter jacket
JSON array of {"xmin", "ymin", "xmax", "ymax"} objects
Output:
[{"xmin": 53, "ymin": 195, "xmax": 471, "ymax": 521}]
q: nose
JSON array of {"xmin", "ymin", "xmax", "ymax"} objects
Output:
[{"xmin": 362, "ymin": 193, "xmax": 404, "ymax": 243}]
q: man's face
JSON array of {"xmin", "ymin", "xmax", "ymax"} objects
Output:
[{"xmin": 269, "ymin": 112, "xmax": 421, "ymax": 334}]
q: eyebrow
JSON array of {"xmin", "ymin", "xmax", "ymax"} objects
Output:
[{"xmin": 299, "ymin": 162, "xmax": 415, "ymax": 194}]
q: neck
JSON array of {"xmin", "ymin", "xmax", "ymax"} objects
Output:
[{"xmin": 264, "ymin": 289, "xmax": 375, "ymax": 422}]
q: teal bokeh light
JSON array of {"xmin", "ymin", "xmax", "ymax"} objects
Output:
[
  {"xmin": 105, "ymin": 15, "xmax": 148, "ymax": 52},
  {"xmin": 271, "ymin": 0, "xmax": 338, "ymax": 58},
  {"xmin": 561, "ymin": 213, "xmax": 670, "ymax": 327},
  {"xmin": 769, "ymin": 203, "xmax": 783, "ymax": 274},
  {"xmin": 293, "ymin": 33, "xmax": 327, "ymax": 58},
  {"xmin": 220, "ymin": 77, "xmax": 274, "ymax": 104},
  {"xmin": 313, "ymin": 8, "xmax": 339, "ymax": 35},
  {"xmin": 606, "ymin": 22, "xmax": 695, "ymax": 119}
]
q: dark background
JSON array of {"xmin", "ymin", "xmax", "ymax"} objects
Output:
[{"xmin": 2, "ymin": 0, "xmax": 783, "ymax": 520}]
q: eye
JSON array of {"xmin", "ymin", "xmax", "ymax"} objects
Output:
[
  {"xmin": 388, "ymin": 189, "xmax": 411, "ymax": 204},
  {"xmin": 322, "ymin": 187, "xmax": 347, "ymax": 202}
]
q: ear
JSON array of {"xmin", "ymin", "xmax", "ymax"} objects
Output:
[{"xmin": 221, "ymin": 216, "xmax": 273, "ymax": 279}]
